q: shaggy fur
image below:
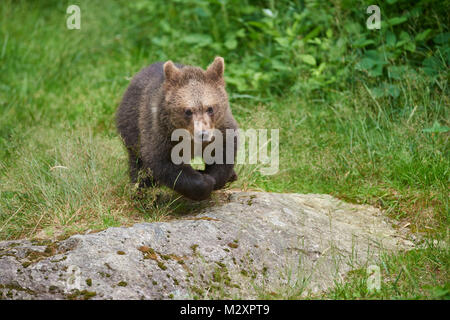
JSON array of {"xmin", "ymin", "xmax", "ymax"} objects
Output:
[{"xmin": 116, "ymin": 57, "xmax": 238, "ymax": 200}]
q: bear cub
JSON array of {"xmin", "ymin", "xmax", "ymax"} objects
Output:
[{"xmin": 116, "ymin": 57, "xmax": 238, "ymax": 201}]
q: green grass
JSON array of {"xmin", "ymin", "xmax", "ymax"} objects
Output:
[
  {"xmin": 0, "ymin": 0, "xmax": 448, "ymax": 299},
  {"xmin": 323, "ymin": 242, "xmax": 449, "ymax": 299}
]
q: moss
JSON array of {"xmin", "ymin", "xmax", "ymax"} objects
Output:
[
  {"xmin": 168, "ymin": 293, "xmax": 174, "ymax": 299},
  {"xmin": 48, "ymin": 285, "xmax": 60, "ymax": 293},
  {"xmin": 227, "ymin": 242, "xmax": 239, "ymax": 249},
  {"xmin": 261, "ymin": 266, "xmax": 268, "ymax": 275},
  {"xmin": 185, "ymin": 217, "xmax": 220, "ymax": 222},
  {"xmin": 51, "ymin": 256, "xmax": 67, "ymax": 263},
  {"xmin": 223, "ymin": 248, "xmax": 230, "ymax": 252},
  {"xmin": 6, "ymin": 242, "xmax": 21, "ymax": 248},
  {"xmin": 21, "ymin": 244, "xmax": 61, "ymax": 268},
  {"xmin": 0, "ymin": 284, "xmax": 35, "ymax": 296},
  {"xmin": 117, "ymin": 281, "xmax": 128, "ymax": 287},
  {"xmin": 104, "ymin": 262, "xmax": 113, "ymax": 270},
  {"xmin": 190, "ymin": 244, "xmax": 199, "ymax": 253},
  {"xmin": 161, "ymin": 254, "xmax": 171, "ymax": 260},
  {"xmin": 44, "ymin": 245, "xmax": 57, "ymax": 255},
  {"xmin": 67, "ymin": 289, "xmax": 97, "ymax": 300},
  {"xmin": 210, "ymin": 284, "xmax": 221, "ymax": 292},
  {"xmin": 157, "ymin": 261, "xmax": 167, "ymax": 270},
  {"xmin": 99, "ymin": 272, "xmax": 111, "ymax": 278},
  {"xmin": 212, "ymin": 269, "xmax": 222, "ymax": 283},
  {"xmin": 86, "ymin": 279, "xmax": 92, "ymax": 287},
  {"xmin": 138, "ymin": 246, "xmax": 154, "ymax": 254},
  {"xmin": 117, "ymin": 251, "xmax": 126, "ymax": 255},
  {"xmin": 0, "ymin": 253, "xmax": 18, "ymax": 259},
  {"xmin": 56, "ymin": 233, "xmax": 73, "ymax": 241},
  {"xmin": 152, "ymin": 280, "xmax": 158, "ymax": 285},
  {"xmin": 173, "ymin": 278, "xmax": 179, "ymax": 286},
  {"xmin": 190, "ymin": 286, "xmax": 204, "ymax": 297},
  {"xmin": 144, "ymin": 252, "xmax": 158, "ymax": 260},
  {"xmin": 139, "ymin": 246, "xmax": 158, "ymax": 260},
  {"xmin": 246, "ymin": 196, "xmax": 256, "ymax": 206},
  {"xmin": 240, "ymin": 269, "xmax": 249, "ymax": 277},
  {"xmin": 177, "ymin": 259, "xmax": 185, "ymax": 265},
  {"xmin": 30, "ymin": 239, "xmax": 52, "ymax": 246},
  {"xmin": 211, "ymin": 262, "xmax": 232, "ymax": 287}
]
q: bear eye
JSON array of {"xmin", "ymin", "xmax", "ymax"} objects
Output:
[
  {"xmin": 206, "ymin": 106, "xmax": 214, "ymax": 115},
  {"xmin": 184, "ymin": 109, "xmax": 193, "ymax": 117}
]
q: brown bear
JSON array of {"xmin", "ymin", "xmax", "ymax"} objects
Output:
[{"xmin": 116, "ymin": 57, "xmax": 238, "ymax": 201}]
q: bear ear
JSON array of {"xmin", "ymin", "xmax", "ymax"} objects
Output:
[
  {"xmin": 163, "ymin": 60, "xmax": 181, "ymax": 83},
  {"xmin": 206, "ymin": 57, "xmax": 225, "ymax": 82}
]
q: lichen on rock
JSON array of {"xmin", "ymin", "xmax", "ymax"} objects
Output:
[{"xmin": 0, "ymin": 191, "xmax": 415, "ymax": 299}]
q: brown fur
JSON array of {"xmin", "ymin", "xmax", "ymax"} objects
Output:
[{"xmin": 116, "ymin": 57, "xmax": 238, "ymax": 201}]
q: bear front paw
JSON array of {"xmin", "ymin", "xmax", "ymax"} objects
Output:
[{"xmin": 183, "ymin": 174, "xmax": 215, "ymax": 201}]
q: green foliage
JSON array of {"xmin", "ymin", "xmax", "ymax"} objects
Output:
[{"xmin": 124, "ymin": 0, "xmax": 448, "ymax": 96}]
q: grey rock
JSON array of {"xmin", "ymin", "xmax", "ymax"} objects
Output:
[{"xmin": 0, "ymin": 191, "xmax": 414, "ymax": 300}]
